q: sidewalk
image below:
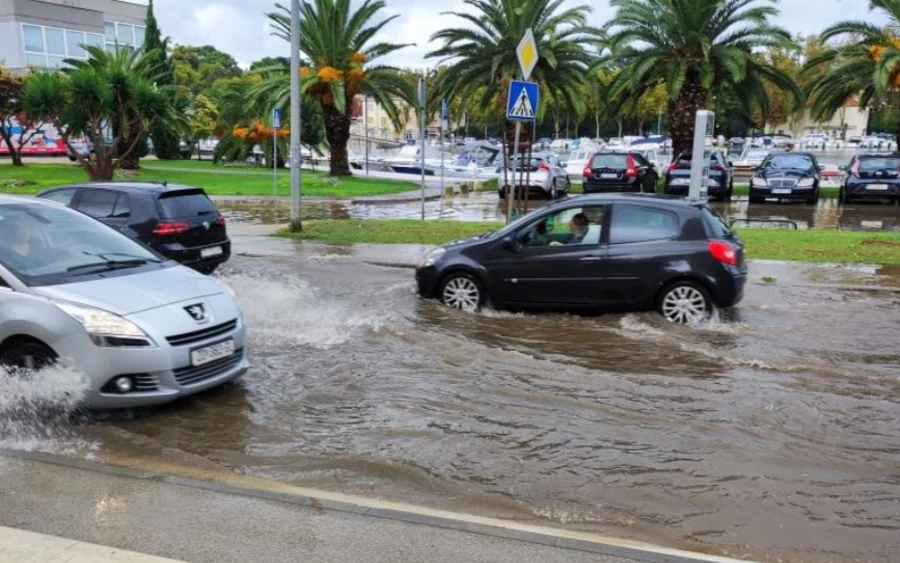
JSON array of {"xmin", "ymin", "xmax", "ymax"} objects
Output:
[
  {"xmin": 0, "ymin": 526, "xmax": 183, "ymax": 563},
  {"xmin": 0, "ymin": 452, "xmax": 751, "ymax": 563}
]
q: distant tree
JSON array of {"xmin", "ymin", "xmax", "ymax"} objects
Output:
[
  {"xmin": 186, "ymin": 94, "xmax": 218, "ymax": 161},
  {"xmin": 143, "ymin": 0, "xmax": 181, "ymax": 159},
  {"xmin": 0, "ymin": 69, "xmax": 45, "ymax": 167},
  {"xmin": 250, "ymin": 57, "xmax": 290, "ymax": 71},
  {"xmin": 24, "ymin": 47, "xmax": 173, "ymax": 180},
  {"xmin": 803, "ymin": 0, "xmax": 900, "ymax": 144},
  {"xmin": 172, "ymin": 45, "xmax": 242, "ymax": 94}
]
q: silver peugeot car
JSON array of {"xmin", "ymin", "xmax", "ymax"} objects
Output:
[{"xmin": 0, "ymin": 195, "xmax": 248, "ymax": 408}]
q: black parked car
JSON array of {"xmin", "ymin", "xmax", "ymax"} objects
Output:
[
  {"xmin": 663, "ymin": 150, "xmax": 734, "ymax": 201},
  {"xmin": 749, "ymin": 152, "xmax": 821, "ymax": 205},
  {"xmin": 582, "ymin": 152, "xmax": 658, "ymax": 194},
  {"xmin": 415, "ymin": 194, "xmax": 747, "ymax": 323},
  {"xmin": 37, "ymin": 182, "xmax": 230, "ymax": 273},
  {"xmin": 840, "ymin": 153, "xmax": 900, "ymax": 203}
]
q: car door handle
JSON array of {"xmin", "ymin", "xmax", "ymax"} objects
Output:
[{"xmin": 580, "ymin": 256, "xmax": 603, "ymax": 262}]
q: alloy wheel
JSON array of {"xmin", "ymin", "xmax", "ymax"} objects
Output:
[
  {"xmin": 441, "ymin": 276, "xmax": 482, "ymax": 312},
  {"xmin": 661, "ymin": 285, "xmax": 709, "ymax": 324}
]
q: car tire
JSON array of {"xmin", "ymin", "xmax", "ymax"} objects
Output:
[
  {"xmin": 0, "ymin": 340, "xmax": 57, "ymax": 373},
  {"xmin": 749, "ymin": 194, "xmax": 764, "ymax": 204},
  {"xmin": 439, "ymin": 272, "xmax": 485, "ymax": 312},
  {"xmin": 806, "ymin": 190, "xmax": 819, "ymax": 206},
  {"xmin": 840, "ymin": 188, "xmax": 851, "ymax": 204},
  {"xmin": 657, "ymin": 281, "xmax": 713, "ymax": 324},
  {"xmin": 498, "ymin": 189, "xmax": 506, "ymax": 200},
  {"xmin": 550, "ymin": 185, "xmax": 557, "ymax": 199}
]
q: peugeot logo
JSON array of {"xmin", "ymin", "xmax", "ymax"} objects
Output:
[
  {"xmin": 203, "ymin": 221, "xmax": 210, "ymax": 230},
  {"xmin": 184, "ymin": 304, "xmax": 208, "ymax": 324}
]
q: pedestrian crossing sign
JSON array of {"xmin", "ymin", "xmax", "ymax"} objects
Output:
[{"xmin": 507, "ymin": 80, "xmax": 539, "ymax": 122}]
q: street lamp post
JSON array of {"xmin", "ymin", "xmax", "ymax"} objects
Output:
[{"xmin": 289, "ymin": 0, "xmax": 302, "ymax": 232}]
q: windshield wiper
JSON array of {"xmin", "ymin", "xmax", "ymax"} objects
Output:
[
  {"xmin": 82, "ymin": 251, "xmax": 161, "ymax": 263},
  {"xmin": 67, "ymin": 259, "xmax": 154, "ymax": 274}
]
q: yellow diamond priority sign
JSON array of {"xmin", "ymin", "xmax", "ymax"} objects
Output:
[{"xmin": 516, "ymin": 28, "xmax": 538, "ymax": 80}]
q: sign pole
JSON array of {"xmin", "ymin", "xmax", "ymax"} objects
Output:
[
  {"xmin": 689, "ymin": 110, "xmax": 715, "ymax": 200},
  {"xmin": 418, "ymin": 73, "xmax": 426, "ymax": 220},
  {"xmin": 273, "ymin": 108, "xmax": 280, "ymax": 200},
  {"xmin": 507, "ymin": 120, "xmax": 521, "ymax": 223},
  {"xmin": 440, "ymin": 99, "xmax": 447, "ymax": 219}
]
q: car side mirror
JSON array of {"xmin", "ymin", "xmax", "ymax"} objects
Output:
[
  {"xmin": 501, "ymin": 236, "xmax": 521, "ymax": 253},
  {"xmin": 818, "ymin": 165, "xmax": 826, "ymax": 171},
  {"xmin": 727, "ymin": 161, "xmax": 734, "ymax": 167}
]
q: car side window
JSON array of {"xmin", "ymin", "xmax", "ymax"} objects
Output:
[
  {"xmin": 610, "ymin": 205, "xmax": 680, "ymax": 244},
  {"xmin": 76, "ymin": 189, "xmax": 118, "ymax": 218},
  {"xmin": 41, "ymin": 188, "xmax": 78, "ymax": 206},
  {"xmin": 0, "ymin": 275, "xmax": 9, "ymax": 288},
  {"xmin": 518, "ymin": 205, "xmax": 606, "ymax": 247},
  {"xmin": 112, "ymin": 193, "xmax": 131, "ymax": 218}
]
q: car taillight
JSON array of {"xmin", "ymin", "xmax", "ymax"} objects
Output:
[
  {"xmin": 153, "ymin": 222, "xmax": 190, "ymax": 236},
  {"xmin": 539, "ymin": 161, "xmax": 550, "ymax": 172},
  {"xmin": 624, "ymin": 155, "xmax": 638, "ymax": 178},
  {"xmin": 850, "ymin": 161, "xmax": 860, "ymax": 176},
  {"xmin": 708, "ymin": 240, "xmax": 738, "ymax": 266},
  {"xmin": 216, "ymin": 216, "xmax": 226, "ymax": 226},
  {"xmin": 583, "ymin": 164, "xmax": 592, "ymax": 179},
  {"xmin": 668, "ymin": 162, "xmax": 678, "ymax": 172}
]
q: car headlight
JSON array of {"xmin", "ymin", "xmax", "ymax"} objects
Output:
[
  {"xmin": 421, "ymin": 247, "xmax": 446, "ymax": 267},
  {"xmin": 751, "ymin": 176, "xmax": 768, "ymax": 187},
  {"xmin": 53, "ymin": 301, "xmax": 149, "ymax": 345},
  {"xmin": 796, "ymin": 178, "xmax": 815, "ymax": 188}
]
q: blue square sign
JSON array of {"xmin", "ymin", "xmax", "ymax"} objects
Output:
[{"xmin": 507, "ymin": 80, "xmax": 539, "ymax": 122}]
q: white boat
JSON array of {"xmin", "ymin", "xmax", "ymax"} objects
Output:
[
  {"xmin": 606, "ymin": 137, "xmax": 625, "ymax": 149},
  {"xmin": 732, "ymin": 147, "xmax": 770, "ymax": 175},
  {"xmin": 564, "ymin": 139, "xmax": 607, "ymax": 177}
]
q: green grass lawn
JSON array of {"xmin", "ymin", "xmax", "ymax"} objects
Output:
[
  {"xmin": 0, "ymin": 161, "xmax": 417, "ymax": 198},
  {"xmin": 277, "ymin": 219, "xmax": 900, "ymax": 265}
]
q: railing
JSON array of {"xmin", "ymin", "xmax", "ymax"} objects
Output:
[{"xmin": 729, "ymin": 218, "xmax": 798, "ymax": 230}]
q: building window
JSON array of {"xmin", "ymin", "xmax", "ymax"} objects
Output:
[
  {"xmin": 22, "ymin": 23, "xmax": 101, "ymax": 68},
  {"xmin": 105, "ymin": 22, "xmax": 116, "ymax": 41},
  {"xmin": 23, "ymin": 25, "xmax": 44, "ymax": 52},
  {"xmin": 66, "ymin": 30, "xmax": 86, "ymax": 58},
  {"xmin": 45, "ymin": 28, "xmax": 65, "ymax": 56},
  {"xmin": 133, "ymin": 26, "xmax": 145, "ymax": 45},
  {"xmin": 116, "ymin": 23, "xmax": 133, "ymax": 44},
  {"xmin": 105, "ymin": 22, "xmax": 145, "ymax": 53}
]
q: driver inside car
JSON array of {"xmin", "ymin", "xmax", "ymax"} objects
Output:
[
  {"xmin": 0, "ymin": 213, "xmax": 63, "ymax": 269},
  {"xmin": 550, "ymin": 213, "xmax": 589, "ymax": 246}
]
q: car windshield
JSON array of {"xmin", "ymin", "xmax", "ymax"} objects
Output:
[
  {"xmin": 763, "ymin": 154, "xmax": 814, "ymax": 170},
  {"xmin": 0, "ymin": 202, "xmax": 161, "ymax": 287},
  {"xmin": 859, "ymin": 157, "xmax": 900, "ymax": 171},
  {"xmin": 590, "ymin": 154, "xmax": 629, "ymax": 169}
]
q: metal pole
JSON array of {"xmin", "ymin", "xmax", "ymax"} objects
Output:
[
  {"xmin": 507, "ymin": 121, "xmax": 521, "ymax": 223},
  {"xmin": 364, "ymin": 95, "xmax": 369, "ymax": 175},
  {"xmin": 289, "ymin": 0, "xmax": 302, "ymax": 231},
  {"xmin": 418, "ymin": 74, "xmax": 426, "ymax": 220},
  {"xmin": 440, "ymin": 107, "xmax": 445, "ymax": 219},
  {"xmin": 273, "ymin": 124, "xmax": 277, "ymax": 198}
]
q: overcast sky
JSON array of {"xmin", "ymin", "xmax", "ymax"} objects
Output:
[{"xmin": 153, "ymin": 0, "xmax": 886, "ymax": 69}]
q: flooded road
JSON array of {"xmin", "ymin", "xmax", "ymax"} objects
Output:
[
  {"xmin": 4, "ymin": 248, "xmax": 898, "ymax": 563},
  {"xmin": 218, "ymin": 193, "xmax": 900, "ymax": 232}
]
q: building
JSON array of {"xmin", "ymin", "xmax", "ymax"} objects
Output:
[
  {"xmin": 351, "ymin": 94, "xmax": 446, "ymax": 144},
  {"xmin": 0, "ymin": 0, "xmax": 146, "ymax": 73},
  {"xmin": 771, "ymin": 99, "xmax": 870, "ymax": 139}
]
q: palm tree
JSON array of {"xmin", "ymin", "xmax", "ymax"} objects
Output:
[
  {"xmin": 265, "ymin": 0, "xmax": 415, "ymax": 176},
  {"xmin": 428, "ymin": 0, "xmax": 600, "ymax": 151},
  {"xmin": 803, "ymin": 0, "xmax": 900, "ymax": 144},
  {"xmin": 66, "ymin": 45, "xmax": 179, "ymax": 169},
  {"xmin": 606, "ymin": 0, "xmax": 802, "ymax": 155}
]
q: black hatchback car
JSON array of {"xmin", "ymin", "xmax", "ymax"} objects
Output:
[
  {"xmin": 37, "ymin": 182, "xmax": 230, "ymax": 273},
  {"xmin": 663, "ymin": 151, "xmax": 734, "ymax": 201},
  {"xmin": 840, "ymin": 153, "xmax": 900, "ymax": 203},
  {"xmin": 749, "ymin": 152, "xmax": 822, "ymax": 204},
  {"xmin": 582, "ymin": 152, "xmax": 658, "ymax": 194},
  {"xmin": 416, "ymin": 194, "xmax": 747, "ymax": 323}
]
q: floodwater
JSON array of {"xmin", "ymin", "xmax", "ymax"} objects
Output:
[
  {"xmin": 218, "ymin": 193, "xmax": 900, "ymax": 231},
  {"xmin": 3, "ymin": 250, "xmax": 898, "ymax": 563}
]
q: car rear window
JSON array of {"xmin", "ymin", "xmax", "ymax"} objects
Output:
[
  {"xmin": 859, "ymin": 157, "xmax": 900, "ymax": 171},
  {"xmin": 590, "ymin": 154, "xmax": 629, "ymax": 168},
  {"xmin": 157, "ymin": 190, "xmax": 217, "ymax": 219},
  {"xmin": 701, "ymin": 205, "xmax": 733, "ymax": 238}
]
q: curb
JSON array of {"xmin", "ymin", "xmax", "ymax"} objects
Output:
[
  {"xmin": 0, "ymin": 526, "xmax": 185, "ymax": 562},
  {"xmin": 2, "ymin": 450, "xmax": 755, "ymax": 563}
]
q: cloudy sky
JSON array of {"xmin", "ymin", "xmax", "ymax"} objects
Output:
[{"xmin": 153, "ymin": 0, "xmax": 886, "ymax": 69}]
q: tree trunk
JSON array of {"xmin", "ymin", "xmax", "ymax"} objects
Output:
[
  {"xmin": 595, "ymin": 114, "xmax": 600, "ymax": 140},
  {"xmin": 669, "ymin": 74, "xmax": 709, "ymax": 156},
  {"xmin": 0, "ymin": 132, "xmax": 23, "ymax": 166},
  {"xmin": 324, "ymin": 105, "xmax": 352, "ymax": 176}
]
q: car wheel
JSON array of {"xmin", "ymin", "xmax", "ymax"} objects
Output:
[
  {"xmin": 840, "ymin": 188, "xmax": 850, "ymax": 204},
  {"xmin": 806, "ymin": 190, "xmax": 819, "ymax": 206},
  {"xmin": 749, "ymin": 194, "xmax": 764, "ymax": 204},
  {"xmin": 0, "ymin": 340, "xmax": 57, "ymax": 373},
  {"xmin": 550, "ymin": 185, "xmax": 557, "ymax": 199},
  {"xmin": 498, "ymin": 188, "xmax": 506, "ymax": 200},
  {"xmin": 657, "ymin": 281, "xmax": 713, "ymax": 324},
  {"xmin": 439, "ymin": 273, "xmax": 485, "ymax": 312}
]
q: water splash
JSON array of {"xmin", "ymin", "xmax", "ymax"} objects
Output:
[{"xmin": 0, "ymin": 364, "xmax": 93, "ymax": 456}]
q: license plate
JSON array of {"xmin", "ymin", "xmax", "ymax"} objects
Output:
[
  {"xmin": 600, "ymin": 173, "xmax": 618, "ymax": 179},
  {"xmin": 191, "ymin": 340, "xmax": 234, "ymax": 367},
  {"xmin": 772, "ymin": 189, "xmax": 792, "ymax": 194},
  {"xmin": 867, "ymin": 184, "xmax": 889, "ymax": 191},
  {"xmin": 201, "ymin": 246, "xmax": 223, "ymax": 258}
]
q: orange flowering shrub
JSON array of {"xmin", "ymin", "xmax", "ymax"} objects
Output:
[
  {"xmin": 351, "ymin": 52, "xmax": 367, "ymax": 64},
  {"xmin": 300, "ymin": 66, "xmax": 312, "ymax": 78},
  {"xmin": 317, "ymin": 66, "xmax": 343, "ymax": 82}
]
